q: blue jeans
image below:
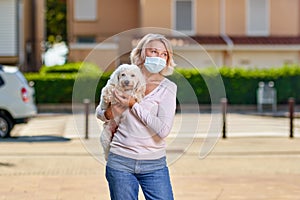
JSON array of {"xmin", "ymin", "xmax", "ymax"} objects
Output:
[{"xmin": 106, "ymin": 153, "xmax": 174, "ymax": 200}]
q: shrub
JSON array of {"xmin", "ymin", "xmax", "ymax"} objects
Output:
[
  {"xmin": 25, "ymin": 63, "xmax": 300, "ymax": 105},
  {"xmin": 25, "ymin": 62, "xmax": 110, "ymax": 104},
  {"xmin": 170, "ymin": 65, "xmax": 300, "ymax": 104},
  {"xmin": 39, "ymin": 62, "xmax": 101, "ymax": 75}
]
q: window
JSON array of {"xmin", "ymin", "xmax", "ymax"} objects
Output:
[
  {"xmin": 247, "ymin": 0, "xmax": 269, "ymax": 36},
  {"xmin": 173, "ymin": 0, "xmax": 195, "ymax": 35},
  {"xmin": 0, "ymin": 75, "xmax": 4, "ymax": 87},
  {"xmin": 77, "ymin": 36, "xmax": 96, "ymax": 43},
  {"xmin": 74, "ymin": 0, "xmax": 97, "ymax": 21}
]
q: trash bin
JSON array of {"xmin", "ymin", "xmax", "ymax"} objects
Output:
[{"xmin": 257, "ymin": 81, "xmax": 277, "ymax": 112}]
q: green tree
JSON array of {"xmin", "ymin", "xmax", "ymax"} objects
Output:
[{"xmin": 46, "ymin": 0, "xmax": 67, "ymax": 44}]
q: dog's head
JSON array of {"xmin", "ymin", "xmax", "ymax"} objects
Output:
[{"xmin": 109, "ymin": 64, "xmax": 146, "ymax": 93}]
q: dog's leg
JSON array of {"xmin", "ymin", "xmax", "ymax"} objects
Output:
[{"xmin": 100, "ymin": 123, "xmax": 113, "ymax": 161}]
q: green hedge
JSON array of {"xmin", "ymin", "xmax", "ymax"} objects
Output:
[
  {"xmin": 25, "ymin": 63, "xmax": 300, "ymax": 104},
  {"xmin": 169, "ymin": 65, "xmax": 300, "ymax": 104},
  {"xmin": 39, "ymin": 62, "xmax": 101, "ymax": 74},
  {"xmin": 25, "ymin": 62, "xmax": 110, "ymax": 104}
]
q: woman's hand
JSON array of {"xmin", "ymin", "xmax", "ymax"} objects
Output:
[
  {"xmin": 111, "ymin": 103, "xmax": 127, "ymax": 118},
  {"xmin": 114, "ymin": 90, "xmax": 137, "ymax": 108},
  {"xmin": 109, "ymin": 119, "xmax": 118, "ymax": 134},
  {"xmin": 103, "ymin": 103, "xmax": 126, "ymax": 120},
  {"xmin": 104, "ymin": 91, "xmax": 137, "ymax": 120},
  {"xmin": 104, "ymin": 103, "xmax": 127, "ymax": 120}
]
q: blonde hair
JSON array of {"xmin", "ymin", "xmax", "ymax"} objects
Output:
[{"xmin": 130, "ymin": 33, "xmax": 176, "ymax": 76}]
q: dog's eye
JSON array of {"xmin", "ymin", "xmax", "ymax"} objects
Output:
[
  {"xmin": 131, "ymin": 74, "xmax": 135, "ymax": 77},
  {"xmin": 121, "ymin": 73, "xmax": 126, "ymax": 77}
]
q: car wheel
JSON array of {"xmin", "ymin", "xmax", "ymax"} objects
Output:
[{"xmin": 0, "ymin": 114, "xmax": 13, "ymax": 138}]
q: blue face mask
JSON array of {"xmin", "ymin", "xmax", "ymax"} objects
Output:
[{"xmin": 144, "ymin": 57, "xmax": 166, "ymax": 73}]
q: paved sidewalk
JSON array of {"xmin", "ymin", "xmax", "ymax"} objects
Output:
[
  {"xmin": 10, "ymin": 112, "xmax": 300, "ymax": 139},
  {"xmin": 0, "ymin": 113, "xmax": 300, "ymax": 199}
]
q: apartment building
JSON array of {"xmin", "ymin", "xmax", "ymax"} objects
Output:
[
  {"xmin": 1, "ymin": 0, "xmax": 299, "ymax": 71},
  {"xmin": 0, "ymin": 0, "xmax": 45, "ymax": 72},
  {"xmin": 67, "ymin": 0, "xmax": 300, "ymax": 70}
]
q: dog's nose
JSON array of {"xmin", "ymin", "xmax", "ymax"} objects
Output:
[{"xmin": 124, "ymin": 80, "xmax": 130, "ymax": 85}]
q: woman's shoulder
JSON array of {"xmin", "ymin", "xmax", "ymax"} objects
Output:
[{"xmin": 162, "ymin": 78, "xmax": 177, "ymax": 89}]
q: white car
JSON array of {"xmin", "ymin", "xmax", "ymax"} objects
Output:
[{"xmin": 0, "ymin": 65, "xmax": 37, "ymax": 138}]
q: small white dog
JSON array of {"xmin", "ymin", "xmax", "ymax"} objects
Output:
[{"xmin": 99, "ymin": 64, "xmax": 146, "ymax": 160}]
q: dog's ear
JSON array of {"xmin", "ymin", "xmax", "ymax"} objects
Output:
[
  {"xmin": 108, "ymin": 67, "xmax": 120, "ymax": 86},
  {"xmin": 136, "ymin": 83, "xmax": 146, "ymax": 97},
  {"xmin": 134, "ymin": 82, "xmax": 146, "ymax": 101},
  {"xmin": 134, "ymin": 69, "xmax": 146, "ymax": 96}
]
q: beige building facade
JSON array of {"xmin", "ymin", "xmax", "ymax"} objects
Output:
[
  {"xmin": 0, "ymin": 0, "xmax": 300, "ymax": 71},
  {"xmin": 67, "ymin": 0, "xmax": 300, "ymax": 70},
  {"xmin": 1, "ymin": 0, "xmax": 299, "ymax": 71}
]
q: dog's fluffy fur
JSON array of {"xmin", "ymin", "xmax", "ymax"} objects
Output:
[{"xmin": 100, "ymin": 64, "xmax": 146, "ymax": 160}]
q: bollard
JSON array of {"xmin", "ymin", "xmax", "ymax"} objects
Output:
[
  {"xmin": 83, "ymin": 99, "xmax": 90, "ymax": 139},
  {"xmin": 221, "ymin": 98, "xmax": 227, "ymax": 139},
  {"xmin": 288, "ymin": 98, "xmax": 295, "ymax": 138}
]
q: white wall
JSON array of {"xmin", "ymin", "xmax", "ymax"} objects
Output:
[
  {"xmin": 231, "ymin": 51, "xmax": 299, "ymax": 68},
  {"xmin": 174, "ymin": 46, "xmax": 300, "ymax": 69},
  {"xmin": 174, "ymin": 47, "xmax": 224, "ymax": 68}
]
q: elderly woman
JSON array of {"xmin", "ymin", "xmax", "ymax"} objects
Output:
[{"xmin": 96, "ymin": 33, "xmax": 177, "ymax": 200}]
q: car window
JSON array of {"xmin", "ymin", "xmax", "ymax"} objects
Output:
[
  {"xmin": 0, "ymin": 75, "xmax": 4, "ymax": 87},
  {"xmin": 15, "ymin": 71, "xmax": 28, "ymax": 85}
]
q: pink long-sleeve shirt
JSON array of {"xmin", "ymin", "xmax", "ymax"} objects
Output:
[{"xmin": 96, "ymin": 78, "xmax": 177, "ymax": 160}]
